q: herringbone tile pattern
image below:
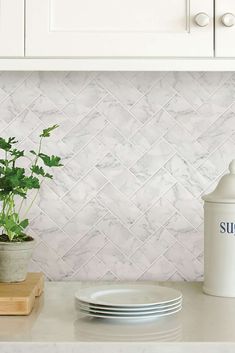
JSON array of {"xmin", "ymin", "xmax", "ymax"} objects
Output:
[{"xmin": 1, "ymin": 71, "xmax": 235, "ymax": 281}]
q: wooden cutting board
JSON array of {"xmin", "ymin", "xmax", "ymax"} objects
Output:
[{"xmin": 0, "ymin": 272, "xmax": 44, "ymax": 315}]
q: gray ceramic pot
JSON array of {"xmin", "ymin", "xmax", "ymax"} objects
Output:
[{"xmin": 0, "ymin": 238, "xmax": 35, "ymax": 282}]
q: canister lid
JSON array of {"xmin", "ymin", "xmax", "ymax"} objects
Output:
[{"xmin": 202, "ymin": 160, "xmax": 235, "ymax": 203}]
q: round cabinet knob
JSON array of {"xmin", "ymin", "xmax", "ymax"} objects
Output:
[
  {"xmin": 221, "ymin": 13, "xmax": 235, "ymax": 27},
  {"xmin": 194, "ymin": 13, "xmax": 210, "ymax": 27}
]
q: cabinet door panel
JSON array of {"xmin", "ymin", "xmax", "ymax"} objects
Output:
[
  {"xmin": 0, "ymin": 0, "xmax": 24, "ymax": 56},
  {"xmin": 216, "ymin": 0, "xmax": 235, "ymax": 57},
  {"xmin": 26, "ymin": 0, "xmax": 213, "ymax": 57}
]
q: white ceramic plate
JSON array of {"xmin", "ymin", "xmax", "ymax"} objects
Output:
[
  {"xmin": 76, "ymin": 297, "xmax": 182, "ymax": 312},
  {"xmin": 79, "ymin": 303, "xmax": 182, "ymax": 316},
  {"xmin": 80, "ymin": 306, "xmax": 182, "ymax": 320},
  {"xmin": 75, "ymin": 284, "xmax": 182, "ymax": 307}
]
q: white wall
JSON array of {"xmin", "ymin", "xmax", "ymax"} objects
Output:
[{"xmin": 1, "ymin": 71, "xmax": 234, "ymax": 281}]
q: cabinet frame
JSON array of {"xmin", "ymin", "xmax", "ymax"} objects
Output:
[
  {"xmin": 0, "ymin": 0, "xmax": 24, "ymax": 57},
  {"xmin": 25, "ymin": 0, "xmax": 214, "ymax": 58},
  {"xmin": 1, "ymin": 0, "xmax": 235, "ymax": 70}
]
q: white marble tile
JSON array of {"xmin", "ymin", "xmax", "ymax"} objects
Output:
[
  {"xmin": 97, "ymin": 183, "xmax": 142, "ymax": 226},
  {"xmin": 1, "ymin": 71, "xmax": 235, "ymax": 281},
  {"xmin": 62, "ymin": 109, "xmax": 108, "ymax": 152},
  {"xmin": 130, "ymin": 198, "xmax": 175, "ymax": 241},
  {"xmin": 30, "ymin": 72, "xmax": 73, "ymax": 110},
  {"xmin": 100, "ymin": 270, "xmax": 119, "ymax": 280},
  {"xmin": 198, "ymin": 106, "xmax": 235, "ymax": 153},
  {"xmin": 32, "ymin": 242, "xmax": 73, "ymax": 280},
  {"xmin": 63, "ymin": 138, "xmax": 108, "ymax": 181},
  {"xmin": 36, "ymin": 184, "xmax": 74, "ymax": 228},
  {"xmin": 2, "ymin": 109, "xmax": 41, "ymax": 143},
  {"xmin": 29, "ymin": 95, "xmax": 75, "ymax": 140},
  {"xmin": 198, "ymin": 139, "xmax": 235, "ymax": 182},
  {"xmin": 0, "ymin": 78, "xmax": 40, "ymax": 124},
  {"xmin": 164, "ymin": 242, "xmax": 203, "ymax": 281},
  {"xmin": 62, "ymin": 80, "xmax": 106, "ymax": 121},
  {"xmin": 0, "ymin": 83, "xmax": 8, "ymax": 103},
  {"xmin": 164, "ymin": 213, "xmax": 203, "ymax": 257},
  {"xmin": 197, "ymin": 72, "xmax": 232, "ymax": 95},
  {"xmin": 164, "ymin": 94, "xmax": 205, "ymax": 139},
  {"xmin": 131, "ymin": 228, "xmax": 175, "ymax": 271},
  {"xmin": 165, "ymin": 155, "xmax": 209, "ymax": 198},
  {"xmin": 62, "ymin": 229, "xmax": 107, "ymax": 271},
  {"xmin": 10, "ymin": 76, "xmax": 40, "ymax": 112},
  {"xmin": 131, "ymin": 78, "xmax": 175, "ymax": 123},
  {"xmin": 96, "ymin": 153, "xmax": 142, "ymax": 196},
  {"xmin": 166, "ymin": 72, "xmax": 209, "ymax": 109},
  {"xmin": 164, "ymin": 123, "xmax": 207, "ymax": 168},
  {"xmin": 30, "ymin": 211, "xmax": 75, "ymax": 257},
  {"xmin": 96, "ymin": 242, "xmax": 142, "ymax": 279},
  {"xmin": 131, "ymin": 168, "xmax": 176, "ymax": 211},
  {"xmin": 96, "ymin": 72, "xmax": 142, "ymax": 108},
  {"xmin": 97, "ymin": 213, "xmax": 142, "ymax": 256},
  {"xmin": 197, "ymin": 76, "xmax": 235, "ymax": 122},
  {"xmin": 169, "ymin": 271, "xmax": 186, "ymax": 281},
  {"xmin": 130, "ymin": 140, "xmax": 175, "ymax": 182},
  {"xmin": 96, "ymin": 124, "xmax": 142, "ymax": 167},
  {"xmin": 130, "ymin": 109, "xmax": 175, "ymax": 151},
  {"xmin": 164, "ymin": 183, "xmax": 203, "ymax": 228},
  {"xmin": 139, "ymin": 256, "xmax": 176, "ymax": 280},
  {"xmin": 28, "ymin": 258, "xmax": 43, "ymax": 274},
  {"xmin": 63, "ymin": 72, "xmax": 97, "ymax": 94},
  {"xmin": 71, "ymin": 256, "xmax": 107, "ymax": 280},
  {"xmin": 123, "ymin": 72, "xmax": 165, "ymax": 94},
  {"xmin": 0, "ymin": 71, "xmax": 30, "ymax": 94},
  {"xmin": 63, "ymin": 198, "xmax": 108, "ymax": 241},
  {"xmin": 45, "ymin": 167, "xmax": 75, "ymax": 198},
  {"xmin": 97, "ymin": 94, "xmax": 141, "ymax": 137},
  {"xmin": 63, "ymin": 168, "xmax": 107, "ymax": 211},
  {"xmin": 0, "ymin": 117, "xmax": 8, "ymax": 133}
]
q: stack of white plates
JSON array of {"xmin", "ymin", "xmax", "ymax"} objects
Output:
[{"xmin": 75, "ymin": 284, "xmax": 182, "ymax": 320}]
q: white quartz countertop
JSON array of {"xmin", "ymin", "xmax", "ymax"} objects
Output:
[{"xmin": 1, "ymin": 281, "xmax": 235, "ymax": 353}]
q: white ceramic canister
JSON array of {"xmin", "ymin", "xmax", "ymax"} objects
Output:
[{"xmin": 202, "ymin": 159, "xmax": 235, "ymax": 297}]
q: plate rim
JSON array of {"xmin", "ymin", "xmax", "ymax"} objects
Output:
[
  {"xmin": 79, "ymin": 303, "xmax": 182, "ymax": 316},
  {"xmin": 75, "ymin": 284, "xmax": 182, "ymax": 307},
  {"xmin": 76, "ymin": 297, "xmax": 182, "ymax": 311},
  {"xmin": 80, "ymin": 306, "xmax": 182, "ymax": 319}
]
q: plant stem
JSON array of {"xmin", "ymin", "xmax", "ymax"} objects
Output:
[
  {"xmin": 22, "ymin": 181, "xmax": 43, "ymax": 219},
  {"xmin": 31, "ymin": 137, "xmax": 43, "ymax": 175}
]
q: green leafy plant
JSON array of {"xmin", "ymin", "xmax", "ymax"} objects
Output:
[{"xmin": 0, "ymin": 125, "xmax": 63, "ymax": 242}]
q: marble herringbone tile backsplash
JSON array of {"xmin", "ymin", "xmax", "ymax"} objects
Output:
[{"xmin": 1, "ymin": 71, "xmax": 235, "ymax": 281}]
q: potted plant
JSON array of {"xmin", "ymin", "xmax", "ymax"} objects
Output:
[{"xmin": 0, "ymin": 125, "xmax": 63, "ymax": 282}]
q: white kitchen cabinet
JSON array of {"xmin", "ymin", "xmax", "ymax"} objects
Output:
[
  {"xmin": 0, "ymin": 0, "xmax": 24, "ymax": 56},
  {"xmin": 216, "ymin": 0, "xmax": 235, "ymax": 57},
  {"xmin": 26, "ymin": 0, "xmax": 213, "ymax": 58}
]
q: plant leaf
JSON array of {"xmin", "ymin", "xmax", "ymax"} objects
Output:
[
  {"xmin": 10, "ymin": 148, "xmax": 24, "ymax": 159},
  {"xmin": 23, "ymin": 176, "xmax": 40, "ymax": 189},
  {"xmin": 30, "ymin": 150, "xmax": 37, "ymax": 156},
  {"xmin": 19, "ymin": 219, "xmax": 29, "ymax": 229},
  {"xmin": 45, "ymin": 173, "xmax": 53, "ymax": 179},
  {"xmin": 0, "ymin": 159, "xmax": 8, "ymax": 166},
  {"xmin": 40, "ymin": 124, "xmax": 59, "ymax": 138},
  {"xmin": 38, "ymin": 153, "xmax": 63, "ymax": 167},
  {"xmin": 0, "ymin": 137, "xmax": 11, "ymax": 151},
  {"xmin": 31, "ymin": 165, "xmax": 46, "ymax": 176}
]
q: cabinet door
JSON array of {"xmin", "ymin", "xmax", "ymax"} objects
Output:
[
  {"xmin": 26, "ymin": 0, "xmax": 213, "ymax": 57},
  {"xmin": 0, "ymin": 0, "xmax": 24, "ymax": 56},
  {"xmin": 216, "ymin": 0, "xmax": 235, "ymax": 57}
]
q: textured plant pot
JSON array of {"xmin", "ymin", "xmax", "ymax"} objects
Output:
[{"xmin": 0, "ymin": 238, "xmax": 35, "ymax": 283}]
